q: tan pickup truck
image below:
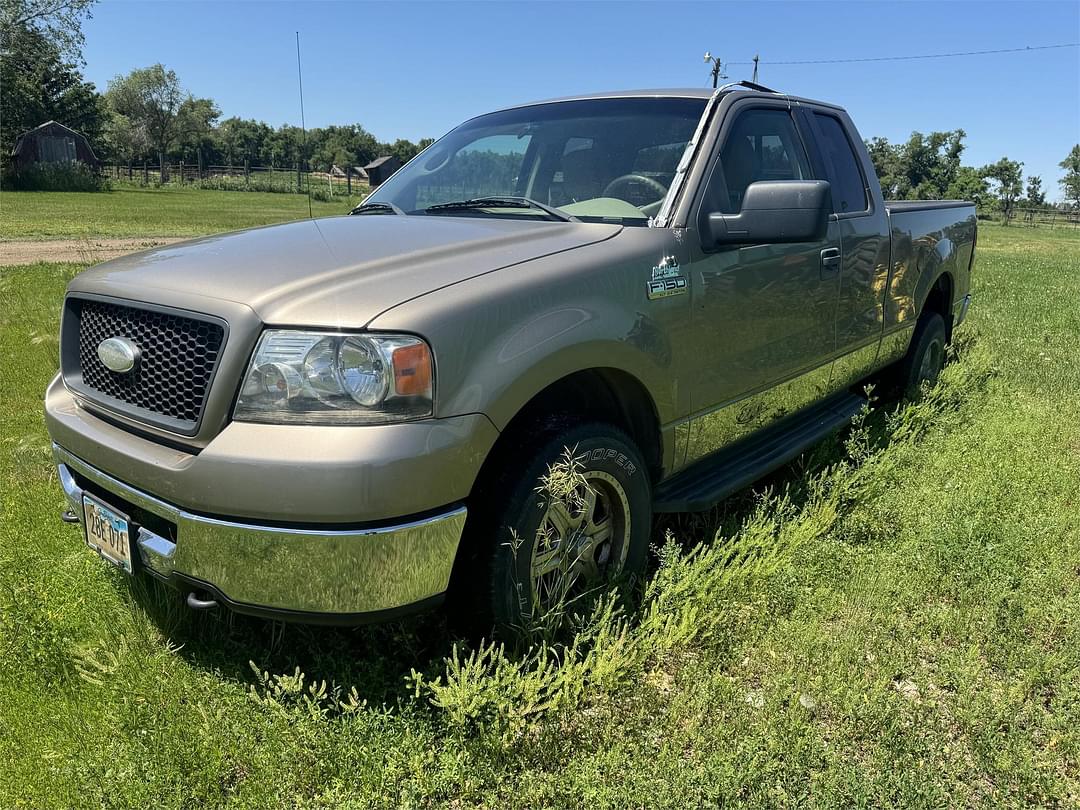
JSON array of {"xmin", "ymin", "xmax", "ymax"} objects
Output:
[{"xmin": 46, "ymin": 83, "xmax": 975, "ymax": 628}]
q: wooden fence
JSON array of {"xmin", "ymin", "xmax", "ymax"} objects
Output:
[
  {"xmin": 102, "ymin": 162, "xmax": 369, "ymax": 196},
  {"xmin": 993, "ymin": 206, "xmax": 1080, "ymax": 229}
]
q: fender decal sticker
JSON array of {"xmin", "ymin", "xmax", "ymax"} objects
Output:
[{"xmin": 647, "ymin": 257, "xmax": 688, "ymax": 300}]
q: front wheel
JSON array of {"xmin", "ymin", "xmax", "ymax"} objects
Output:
[{"xmin": 463, "ymin": 422, "xmax": 653, "ymax": 632}]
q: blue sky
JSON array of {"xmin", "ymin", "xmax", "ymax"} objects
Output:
[{"xmin": 81, "ymin": 0, "xmax": 1079, "ymax": 199}]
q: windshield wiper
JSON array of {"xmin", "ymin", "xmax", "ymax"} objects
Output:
[
  {"xmin": 425, "ymin": 196, "xmax": 577, "ymax": 223},
  {"xmin": 349, "ymin": 201, "xmax": 405, "ymax": 216}
]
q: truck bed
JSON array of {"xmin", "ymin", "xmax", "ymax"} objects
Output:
[{"xmin": 883, "ymin": 201, "xmax": 977, "ymax": 335}]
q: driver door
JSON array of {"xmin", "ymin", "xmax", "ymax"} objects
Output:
[{"xmin": 682, "ymin": 102, "xmax": 841, "ymax": 461}]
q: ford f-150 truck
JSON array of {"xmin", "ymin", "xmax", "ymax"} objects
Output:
[{"xmin": 46, "ymin": 83, "xmax": 976, "ymax": 628}]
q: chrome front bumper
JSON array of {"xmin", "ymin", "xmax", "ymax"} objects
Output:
[{"xmin": 54, "ymin": 443, "xmax": 466, "ymax": 621}]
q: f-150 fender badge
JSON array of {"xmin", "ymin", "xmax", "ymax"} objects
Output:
[{"xmin": 647, "ymin": 257, "xmax": 687, "ymax": 300}]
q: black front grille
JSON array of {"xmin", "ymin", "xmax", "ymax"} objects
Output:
[{"xmin": 74, "ymin": 299, "xmax": 225, "ymax": 428}]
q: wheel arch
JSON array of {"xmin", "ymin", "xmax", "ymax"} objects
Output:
[
  {"xmin": 487, "ymin": 366, "xmax": 665, "ymax": 487},
  {"xmin": 919, "ymin": 269, "xmax": 955, "ymax": 341}
]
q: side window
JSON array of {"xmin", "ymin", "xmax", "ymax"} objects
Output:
[
  {"xmin": 712, "ymin": 109, "xmax": 810, "ymax": 213},
  {"xmin": 813, "ymin": 114, "xmax": 868, "ymax": 214}
]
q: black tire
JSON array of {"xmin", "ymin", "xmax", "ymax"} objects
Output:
[
  {"xmin": 457, "ymin": 421, "xmax": 652, "ymax": 632},
  {"xmin": 898, "ymin": 311, "xmax": 947, "ymax": 400}
]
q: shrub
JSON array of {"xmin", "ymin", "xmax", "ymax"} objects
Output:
[
  {"xmin": 3, "ymin": 161, "xmax": 110, "ymax": 192},
  {"xmin": 191, "ymin": 173, "xmax": 302, "ymax": 195}
]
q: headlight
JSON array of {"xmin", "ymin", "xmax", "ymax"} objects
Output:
[{"xmin": 233, "ymin": 330, "xmax": 433, "ymax": 424}]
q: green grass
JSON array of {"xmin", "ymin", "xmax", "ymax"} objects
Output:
[
  {"xmin": 1, "ymin": 224, "xmax": 1078, "ymax": 807},
  {"xmin": 0, "ymin": 185, "xmax": 364, "ymax": 240}
]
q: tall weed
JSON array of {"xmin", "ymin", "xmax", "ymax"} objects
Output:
[{"xmin": 3, "ymin": 162, "xmax": 110, "ymax": 192}]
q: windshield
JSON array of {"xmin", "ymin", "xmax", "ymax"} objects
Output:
[{"xmin": 365, "ymin": 97, "xmax": 707, "ymax": 225}]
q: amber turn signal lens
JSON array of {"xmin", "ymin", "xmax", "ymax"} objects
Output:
[{"xmin": 392, "ymin": 342, "xmax": 432, "ymax": 396}]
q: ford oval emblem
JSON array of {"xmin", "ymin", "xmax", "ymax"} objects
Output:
[{"xmin": 97, "ymin": 336, "xmax": 140, "ymax": 374}]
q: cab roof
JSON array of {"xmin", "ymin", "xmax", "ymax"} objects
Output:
[{"xmin": 495, "ymin": 86, "xmax": 845, "ymax": 114}]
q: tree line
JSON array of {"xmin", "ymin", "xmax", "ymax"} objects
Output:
[
  {"xmin": 3, "ymin": 0, "xmax": 1079, "ymax": 206},
  {"xmin": 1, "ymin": 0, "xmax": 433, "ymax": 178},
  {"xmin": 865, "ymin": 130, "xmax": 1080, "ymax": 212},
  {"xmin": 99, "ymin": 64, "xmax": 435, "ymax": 175}
]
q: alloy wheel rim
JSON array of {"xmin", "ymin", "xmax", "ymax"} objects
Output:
[
  {"xmin": 530, "ymin": 470, "xmax": 631, "ymax": 604},
  {"xmin": 919, "ymin": 337, "xmax": 944, "ymax": 386}
]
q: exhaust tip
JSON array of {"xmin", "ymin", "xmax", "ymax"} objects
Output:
[{"xmin": 186, "ymin": 591, "xmax": 219, "ymax": 611}]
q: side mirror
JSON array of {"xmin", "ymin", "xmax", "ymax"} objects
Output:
[{"xmin": 705, "ymin": 180, "xmax": 831, "ymax": 247}]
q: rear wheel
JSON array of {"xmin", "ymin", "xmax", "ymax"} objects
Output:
[
  {"xmin": 898, "ymin": 311, "xmax": 947, "ymax": 400},
  {"xmin": 459, "ymin": 421, "xmax": 652, "ymax": 632}
]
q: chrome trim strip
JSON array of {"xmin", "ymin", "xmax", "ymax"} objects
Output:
[
  {"xmin": 954, "ymin": 294, "xmax": 972, "ymax": 327},
  {"xmin": 52, "ymin": 443, "xmax": 468, "ymax": 614},
  {"xmin": 57, "ymin": 461, "xmax": 84, "ymax": 513},
  {"xmin": 683, "ymin": 361, "xmax": 835, "ymax": 468}
]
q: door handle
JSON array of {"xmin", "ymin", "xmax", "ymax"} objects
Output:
[{"xmin": 820, "ymin": 247, "xmax": 841, "ymax": 278}]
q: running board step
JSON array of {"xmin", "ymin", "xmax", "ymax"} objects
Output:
[{"xmin": 653, "ymin": 392, "xmax": 866, "ymax": 513}]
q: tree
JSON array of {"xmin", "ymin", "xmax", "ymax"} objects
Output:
[
  {"xmin": 213, "ymin": 117, "xmax": 273, "ymax": 166},
  {"xmin": 383, "ymin": 138, "xmax": 422, "ymax": 165},
  {"xmin": 1060, "ymin": 145, "xmax": 1080, "ymax": 209},
  {"xmin": 865, "ymin": 136, "xmax": 901, "ymax": 198},
  {"xmin": 105, "ymin": 65, "xmax": 219, "ymax": 176},
  {"xmin": 864, "ymin": 130, "xmax": 965, "ymax": 200},
  {"xmin": 0, "ymin": 22, "xmax": 103, "ymax": 156},
  {"xmin": 1024, "ymin": 175, "xmax": 1045, "ymax": 209},
  {"xmin": 982, "ymin": 157, "xmax": 1023, "ymax": 216},
  {"xmin": 1, "ymin": 0, "xmax": 102, "ymax": 156},
  {"xmin": 308, "ymin": 124, "xmax": 379, "ymax": 172},
  {"xmin": 0, "ymin": 0, "xmax": 96, "ymax": 60},
  {"xmin": 102, "ymin": 110, "xmax": 148, "ymax": 165},
  {"xmin": 264, "ymin": 124, "xmax": 305, "ymax": 168},
  {"xmin": 945, "ymin": 165, "xmax": 989, "ymax": 207}
]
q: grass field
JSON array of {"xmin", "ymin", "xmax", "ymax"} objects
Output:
[
  {"xmin": 1, "ymin": 221, "xmax": 1078, "ymax": 807},
  {"xmin": 0, "ymin": 186, "xmax": 363, "ymax": 240}
]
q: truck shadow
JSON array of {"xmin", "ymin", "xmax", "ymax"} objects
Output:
[{"xmin": 129, "ymin": 578, "xmax": 459, "ymax": 706}]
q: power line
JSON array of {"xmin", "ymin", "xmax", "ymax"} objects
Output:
[{"xmin": 726, "ymin": 42, "xmax": 1079, "ymax": 66}]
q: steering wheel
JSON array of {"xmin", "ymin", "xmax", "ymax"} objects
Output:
[{"xmin": 601, "ymin": 173, "xmax": 669, "ymax": 202}]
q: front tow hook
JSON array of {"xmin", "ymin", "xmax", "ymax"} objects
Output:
[
  {"xmin": 61, "ymin": 509, "xmax": 80, "ymax": 524},
  {"xmin": 186, "ymin": 592, "xmax": 220, "ymax": 611}
]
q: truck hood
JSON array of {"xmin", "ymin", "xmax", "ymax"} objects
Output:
[{"xmin": 69, "ymin": 215, "xmax": 622, "ymax": 327}]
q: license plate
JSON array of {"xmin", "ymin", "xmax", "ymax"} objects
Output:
[{"xmin": 83, "ymin": 494, "xmax": 133, "ymax": 574}]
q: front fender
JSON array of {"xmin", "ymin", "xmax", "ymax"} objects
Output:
[
  {"xmin": 366, "ymin": 233, "xmax": 687, "ymax": 430},
  {"xmin": 433, "ymin": 292, "xmax": 674, "ymax": 430}
]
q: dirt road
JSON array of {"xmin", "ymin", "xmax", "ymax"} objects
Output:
[{"xmin": 1, "ymin": 237, "xmax": 186, "ymax": 266}]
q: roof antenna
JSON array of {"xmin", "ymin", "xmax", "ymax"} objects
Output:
[{"xmin": 296, "ymin": 31, "xmax": 312, "ymax": 219}]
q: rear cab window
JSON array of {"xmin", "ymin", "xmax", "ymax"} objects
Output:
[{"xmin": 811, "ymin": 113, "xmax": 869, "ymax": 214}]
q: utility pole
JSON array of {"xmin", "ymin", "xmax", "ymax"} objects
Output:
[
  {"xmin": 752, "ymin": 54, "xmax": 760, "ymax": 83},
  {"xmin": 704, "ymin": 51, "xmax": 727, "ymax": 88}
]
